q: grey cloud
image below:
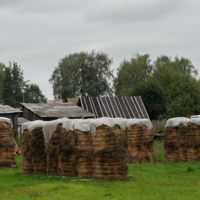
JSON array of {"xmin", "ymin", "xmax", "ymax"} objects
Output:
[
  {"xmin": 1, "ymin": 0, "xmax": 200, "ymax": 99},
  {"xmin": 85, "ymin": 0, "xmax": 187, "ymax": 23}
]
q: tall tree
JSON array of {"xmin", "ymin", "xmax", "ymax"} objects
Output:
[
  {"xmin": 0, "ymin": 63, "xmax": 5, "ymax": 103},
  {"xmin": 115, "ymin": 54, "xmax": 200, "ymax": 119},
  {"xmin": 114, "ymin": 54, "xmax": 153, "ymax": 96},
  {"xmin": 49, "ymin": 51, "xmax": 113, "ymax": 98},
  {"xmin": 3, "ymin": 62, "xmax": 28, "ymax": 107},
  {"xmin": 132, "ymin": 80, "xmax": 165, "ymax": 119},
  {"xmin": 24, "ymin": 84, "xmax": 47, "ymax": 103}
]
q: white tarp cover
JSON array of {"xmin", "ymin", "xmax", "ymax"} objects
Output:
[
  {"xmin": 189, "ymin": 118, "xmax": 200, "ymax": 126},
  {"xmin": 90, "ymin": 117, "xmax": 130, "ymax": 136},
  {"xmin": 22, "ymin": 120, "xmax": 46, "ymax": 133},
  {"xmin": 190, "ymin": 115, "xmax": 200, "ymax": 118},
  {"xmin": 69, "ymin": 119, "xmax": 92, "ymax": 132},
  {"xmin": 125, "ymin": 118, "xmax": 153, "ymax": 130},
  {"xmin": 0, "ymin": 117, "xmax": 13, "ymax": 126},
  {"xmin": 165, "ymin": 117, "xmax": 190, "ymax": 128},
  {"xmin": 42, "ymin": 118, "xmax": 71, "ymax": 143},
  {"xmin": 21, "ymin": 117, "xmax": 154, "ymax": 141}
]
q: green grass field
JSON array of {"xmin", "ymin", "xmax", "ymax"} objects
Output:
[{"xmin": 1, "ymin": 139, "xmax": 200, "ymax": 200}]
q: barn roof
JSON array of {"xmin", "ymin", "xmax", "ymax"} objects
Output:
[
  {"xmin": 21, "ymin": 102, "xmax": 95, "ymax": 119},
  {"xmin": 0, "ymin": 105, "xmax": 22, "ymax": 114},
  {"xmin": 78, "ymin": 96, "xmax": 149, "ymax": 119}
]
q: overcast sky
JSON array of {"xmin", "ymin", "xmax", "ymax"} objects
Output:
[{"xmin": 1, "ymin": 0, "xmax": 200, "ymax": 100}]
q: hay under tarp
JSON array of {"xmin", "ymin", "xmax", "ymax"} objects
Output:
[
  {"xmin": 21, "ymin": 120, "xmax": 47, "ymax": 174},
  {"xmin": 20, "ymin": 117, "xmax": 157, "ymax": 179},
  {"xmin": 124, "ymin": 119, "xmax": 154, "ymax": 163},
  {"xmin": 163, "ymin": 117, "xmax": 200, "ymax": 162},
  {"xmin": 90, "ymin": 118, "xmax": 128, "ymax": 180},
  {"xmin": 57, "ymin": 128, "xmax": 77, "ymax": 176},
  {"xmin": 73, "ymin": 119, "xmax": 93, "ymax": 177},
  {"xmin": 187, "ymin": 119, "xmax": 200, "ymax": 161},
  {"xmin": 0, "ymin": 117, "xmax": 17, "ymax": 167},
  {"xmin": 42, "ymin": 118, "xmax": 71, "ymax": 174}
]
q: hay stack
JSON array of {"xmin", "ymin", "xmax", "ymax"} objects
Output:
[
  {"xmin": 30, "ymin": 126, "xmax": 47, "ymax": 174},
  {"xmin": 91, "ymin": 118, "xmax": 128, "ymax": 180},
  {"xmin": 21, "ymin": 120, "xmax": 47, "ymax": 174},
  {"xmin": 73, "ymin": 119, "xmax": 93, "ymax": 177},
  {"xmin": 125, "ymin": 119, "xmax": 154, "ymax": 163},
  {"xmin": 57, "ymin": 128, "xmax": 77, "ymax": 176},
  {"xmin": 21, "ymin": 128, "xmax": 33, "ymax": 174},
  {"xmin": 164, "ymin": 117, "xmax": 189, "ymax": 162},
  {"xmin": 43, "ymin": 118, "xmax": 71, "ymax": 174},
  {"xmin": 0, "ymin": 117, "xmax": 17, "ymax": 167},
  {"xmin": 45, "ymin": 123, "xmax": 62, "ymax": 174},
  {"xmin": 165, "ymin": 126, "xmax": 179, "ymax": 162},
  {"xmin": 178, "ymin": 124, "xmax": 188, "ymax": 162},
  {"xmin": 187, "ymin": 119, "xmax": 200, "ymax": 161}
]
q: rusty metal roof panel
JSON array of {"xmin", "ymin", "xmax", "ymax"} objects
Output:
[
  {"xmin": 21, "ymin": 103, "xmax": 95, "ymax": 118},
  {"xmin": 0, "ymin": 105, "xmax": 22, "ymax": 114},
  {"xmin": 79, "ymin": 96, "xmax": 149, "ymax": 119}
]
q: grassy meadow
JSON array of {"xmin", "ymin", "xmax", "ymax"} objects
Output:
[{"xmin": 1, "ymin": 139, "xmax": 200, "ymax": 200}]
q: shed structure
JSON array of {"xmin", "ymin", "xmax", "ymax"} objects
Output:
[
  {"xmin": 21, "ymin": 102, "xmax": 95, "ymax": 121},
  {"xmin": 0, "ymin": 105, "xmax": 22, "ymax": 132},
  {"xmin": 76, "ymin": 96, "xmax": 149, "ymax": 119}
]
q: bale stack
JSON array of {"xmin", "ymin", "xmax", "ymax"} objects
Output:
[
  {"xmin": 178, "ymin": 124, "xmax": 188, "ymax": 162},
  {"xmin": 187, "ymin": 118, "xmax": 200, "ymax": 161},
  {"xmin": 165, "ymin": 126, "xmax": 179, "ymax": 162},
  {"xmin": 73, "ymin": 119, "xmax": 93, "ymax": 177},
  {"xmin": 125, "ymin": 119, "xmax": 154, "ymax": 163},
  {"xmin": 43, "ymin": 118, "xmax": 71, "ymax": 174},
  {"xmin": 0, "ymin": 117, "xmax": 17, "ymax": 167},
  {"xmin": 21, "ymin": 120, "xmax": 47, "ymax": 174},
  {"xmin": 57, "ymin": 125, "xmax": 77, "ymax": 176},
  {"xmin": 91, "ymin": 118, "xmax": 128, "ymax": 180},
  {"xmin": 21, "ymin": 122, "xmax": 33, "ymax": 174},
  {"xmin": 164, "ymin": 117, "xmax": 189, "ymax": 162}
]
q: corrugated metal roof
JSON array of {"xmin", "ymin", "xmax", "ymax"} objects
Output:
[
  {"xmin": 0, "ymin": 105, "xmax": 22, "ymax": 114},
  {"xmin": 78, "ymin": 96, "xmax": 149, "ymax": 119},
  {"xmin": 21, "ymin": 103, "xmax": 95, "ymax": 118}
]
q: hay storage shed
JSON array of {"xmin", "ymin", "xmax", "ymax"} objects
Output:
[
  {"xmin": 0, "ymin": 105, "xmax": 22, "ymax": 132},
  {"xmin": 21, "ymin": 102, "xmax": 95, "ymax": 121},
  {"xmin": 76, "ymin": 96, "xmax": 149, "ymax": 119}
]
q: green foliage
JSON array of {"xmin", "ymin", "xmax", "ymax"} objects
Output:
[
  {"xmin": 3, "ymin": 62, "xmax": 27, "ymax": 107},
  {"xmin": 0, "ymin": 63, "xmax": 5, "ymax": 103},
  {"xmin": 114, "ymin": 54, "xmax": 152, "ymax": 96},
  {"xmin": 165, "ymin": 93, "xmax": 197, "ymax": 118},
  {"xmin": 24, "ymin": 84, "xmax": 47, "ymax": 103},
  {"xmin": 2, "ymin": 62, "xmax": 47, "ymax": 107},
  {"xmin": 114, "ymin": 54, "xmax": 200, "ymax": 119},
  {"xmin": 49, "ymin": 51, "xmax": 113, "ymax": 99},
  {"xmin": 133, "ymin": 80, "xmax": 165, "ymax": 119}
]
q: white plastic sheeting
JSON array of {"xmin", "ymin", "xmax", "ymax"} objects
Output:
[
  {"xmin": 21, "ymin": 117, "xmax": 153, "ymax": 141},
  {"xmin": 22, "ymin": 120, "xmax": 46, "ymax": 133},
  {"xmin": 165, "ymin": 117, "xmax": 190, "ymax": 128},
  {"xmin": 125, "ymin": 118, "xmax": 153, "ymax": 130},
  {"xmin": 0, "ymin": 117, "xmax": 13, "ymax": 126},
  {"xmin": 42, "ymin": 118, "xmax": 71, "ymax": 143},
  {"xmin": 189, "ymin": 118, "xmax": 200, "ymax": 126}
]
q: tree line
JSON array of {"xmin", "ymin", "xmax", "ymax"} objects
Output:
[
  {"xmin": 0, "ymin": 62, "xmax": 47, "ymax": 107},
  {"xmin": 1, "ymin": 50, "xmax": 200, "ymax": 119}
]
